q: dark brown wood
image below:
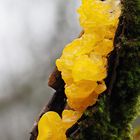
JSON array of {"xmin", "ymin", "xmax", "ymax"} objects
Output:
[{"xmin": 48, "ymin": 67, "xmax": 64, "ymax": 90}]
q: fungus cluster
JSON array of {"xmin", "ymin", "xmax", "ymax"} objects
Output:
[{"xmin": 37, "ymin": 0, "xmax": 121, "ymax": 140}]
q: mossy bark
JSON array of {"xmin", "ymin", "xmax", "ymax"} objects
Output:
[{"xmin": 68, "ymin": 0, "xmax": 140, "ymax": 139}]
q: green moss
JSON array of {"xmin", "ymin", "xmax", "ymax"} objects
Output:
[
  {"xmin": 68, "ymin": 0, "xmax": 140, "ymax": 139},
  {"xmin": 109, "ymin": 41, "xmax": 140, "ymax": 140},
  {"xmin": 123, "ymin": 0, "xmax": 140, "ymax": 38}
]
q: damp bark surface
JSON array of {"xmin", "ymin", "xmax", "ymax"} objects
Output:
[{"xmin": 30, "ymin": 0, "xmax": 140, "ymax": 140}]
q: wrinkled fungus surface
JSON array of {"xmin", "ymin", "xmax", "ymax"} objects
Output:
[{"xmin": 56, "ymin": 0, "xmax": 120, "ymax": 111}]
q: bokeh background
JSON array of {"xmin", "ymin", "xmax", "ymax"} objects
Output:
[
  {"xmin": 0, "ymin": 0, "xmax": 81, "ymax": 139},
  {"xmin": 0, "ymin": 0, "xmax": 139, "ymax": 140}
]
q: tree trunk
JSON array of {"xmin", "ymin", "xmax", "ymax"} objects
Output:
[
  {"xmin": 68, "ymin": 0, "xmax": 140, "ymax": 139},
  {"xmin": 30, "ymin": 0, "xmax": 140, "ymax": 139}
]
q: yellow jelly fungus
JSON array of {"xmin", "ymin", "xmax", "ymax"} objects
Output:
[
  {"xmin": 65, "ymin": 80, "xmax": 97, "ymax": 99},
  {"xmin": 68, "ymin": 92, "xmax": 99, "ymax": 111},
  {"xmin": 38, "ymin": 0, "xmax": 121, "ymax": 139},
  {"xmin": 37, "ymin": 111, "xmax": 65, "ymax": 140},
  {"xmin": 56, "ymin": 0, "xmax": 121, "ymax": 111},
  {"xmin": 62, "ymin": 110, "xmax": 82, "ymax": 131},
  {"xmin": 37, "ymin": 110, "xmax": 82, "ymax": 140},
  {"xmin": 95, "ymin": 81, "xmax": 107, "ymax": 94},
  {"xmin": 72, "ymin": 55, "xmax": 106, "ymax": 82}
]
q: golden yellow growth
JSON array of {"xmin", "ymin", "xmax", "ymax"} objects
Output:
[
  {"xmin": 37, "ymin": 0, "xmax": 121, "ymax": 139},
  {"xmin": 37, "ymin": 110, "xmax": 82, "ymax": 140},
  {"xmin": 56, "ymin": 0, "xmax": 121, "ymax": 111}
]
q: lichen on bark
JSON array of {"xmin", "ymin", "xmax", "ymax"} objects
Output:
[{"xmin": 68, "ymin": 0, "xmax": 140, "ymax": 139}]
